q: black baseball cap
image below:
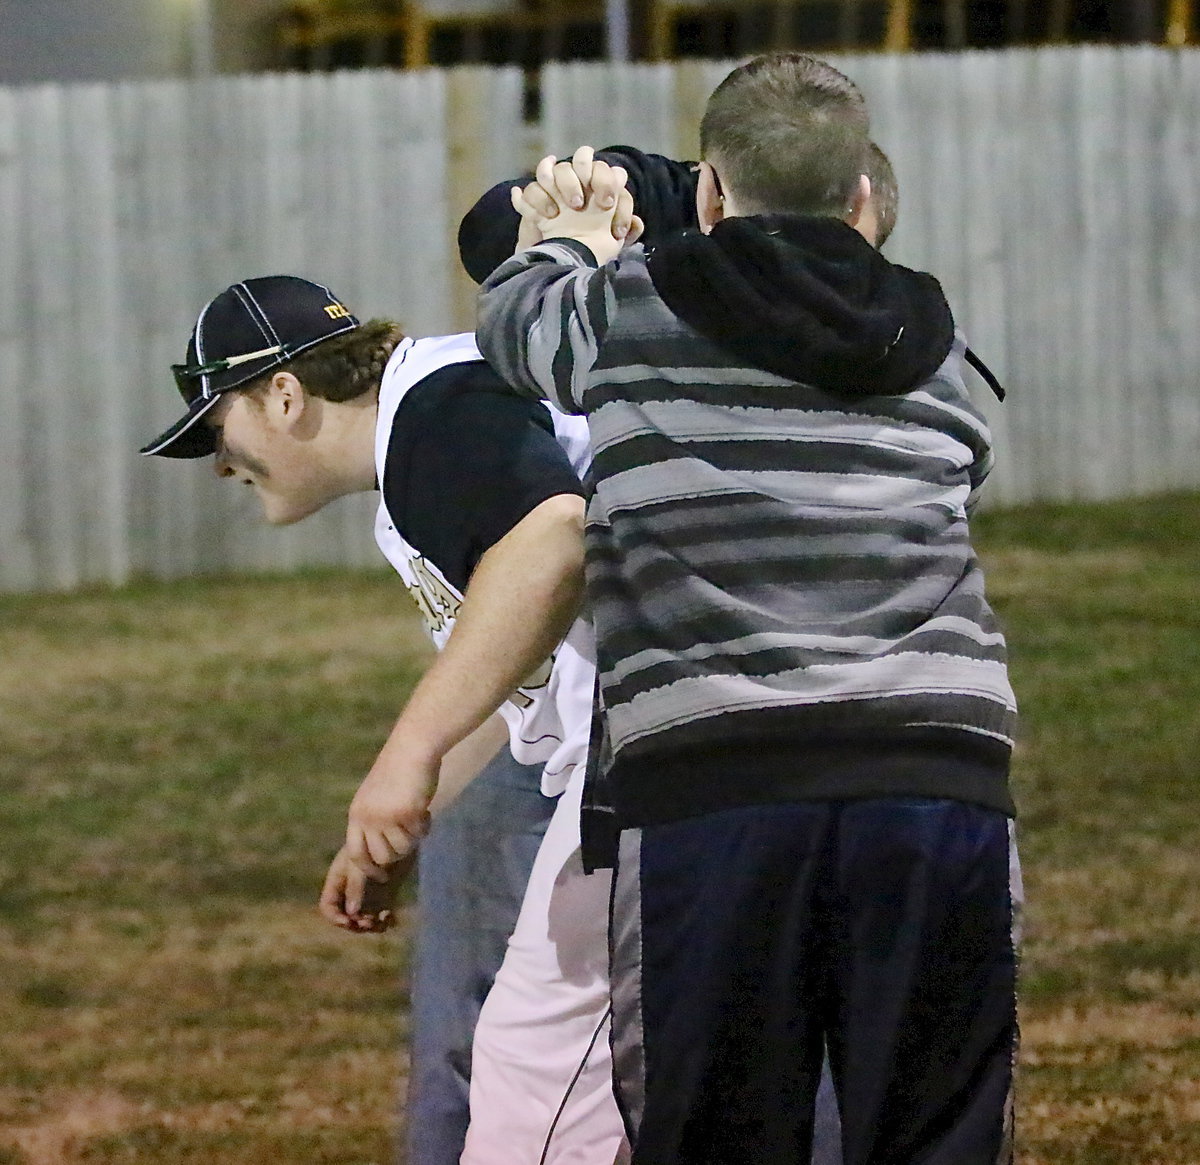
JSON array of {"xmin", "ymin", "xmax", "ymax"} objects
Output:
[{"xmin": 140, "ymin": 275, "xmax": 360, "ymax": 459}]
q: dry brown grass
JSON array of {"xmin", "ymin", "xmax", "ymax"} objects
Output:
[
  {"xmin": 1, "ymin": 494, "xmax": 1198, "ymax": 1162},
  {"xmin": 0, "ymin": 571, "xmax": 426, "ymax": 1163},
  {"xmin": 0, "ymin": 905, "xmax": 409, "ymax": 1162},
  {"xmin": 975, "ymin": 495, "xmax": 1200, "ymax": 1164}
]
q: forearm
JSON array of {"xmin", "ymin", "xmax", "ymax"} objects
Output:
[
  {"xmin": 427, "ymin": 713, "xmax": 507, "ymax": 816},
  {"xmin": 477, "ymin": 241, "xmax": 609, "ymax": 413},
  {"xmin": 377, "ymin": 492, "xmax": 586, "ymax": 776},
  {"xmin": 346, "ymin": 475, "xmax": 586, "ymax": 870}
]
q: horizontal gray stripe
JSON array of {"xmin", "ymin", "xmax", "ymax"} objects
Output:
[
  {"xmin": 604, "ymin": 618, "xmax": 1009, "ymax": 688},
  {"xmin": 588, "ymin": 397, "xmax": 981, "ymax": 470},
  {"xmin": 597, "ymin": 460, "xmax": 972, "ymax": 516},
  {"xmin": 606, "ymin": 654, "xmax": 1016, "ymax": 751},
  {"xmin": 591, "ymin": 362, "xmax": 795, "ymax": 389},
  {"xmin": 600, "ymin": 491, "xmax": 962, "ymax": 541},
  {"xmin": 589, "ymin": 572, "xmax": 972, "ymax": 642},
  {"xmin": 906, "ymin": 387, "xmax": 993, "ymax": 445},
  {"xmin": 593, "ymin": 528, "xmax": 970, "ymax": 573}
]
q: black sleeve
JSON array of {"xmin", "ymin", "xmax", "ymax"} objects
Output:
[
  {"xmin": 381, "ymin": 361, "xmax": 585, "ymax": 594},
  {"xmin": 457, "ymin": 145, "xmax": 701, "ymax": 284}
]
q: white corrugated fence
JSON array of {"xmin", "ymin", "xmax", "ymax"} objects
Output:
[{"xmin": 1, "ymin": 48, "xmax": 1197, "ymax": 592}]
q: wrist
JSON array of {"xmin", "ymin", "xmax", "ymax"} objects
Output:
[
  {"xmin": 376, "ymin": 721, "xmax": 446, "ymax": 775},
  {"xmin": 542, "ymin": 229, "xmax": 621, "ymax": 264}
]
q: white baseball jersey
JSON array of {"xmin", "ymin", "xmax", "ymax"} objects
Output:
[{"xmin": 373, "ymin": 332, "xmax": 595, "ymax": 797}]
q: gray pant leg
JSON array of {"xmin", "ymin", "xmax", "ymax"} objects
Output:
[
  {"xmin": 813, "ymin": 1053, "xmax": 844, "ymax": 1165},
  {"xmin": 403, "ymin": 749, "xmax": 553, "ymax": 1165}
]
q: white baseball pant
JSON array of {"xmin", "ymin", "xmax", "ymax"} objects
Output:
[{"xmin": 461, "ymin": 767, "xmax": 628, "ymax": 1165}]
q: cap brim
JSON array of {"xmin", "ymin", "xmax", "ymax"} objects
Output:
[{"xmin": 139, "ymin": 393, "xmax": 223, "ymax": 459}]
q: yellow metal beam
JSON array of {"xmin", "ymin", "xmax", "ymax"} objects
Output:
[
  {"xmin": 884, "ymin": 0, "xmax": 912, "ymax": 51},
  {"xmin": 1166, "ymin": 0, "xmax": 1193, "ymax": 45}
]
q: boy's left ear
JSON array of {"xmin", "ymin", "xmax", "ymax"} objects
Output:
[
  {"xmin": 695, "ymin": 161, "xmax": 726, "ymax": 235},
  {"xmin": 265, "ymin": 370, "xmax": 307, "ymax": 430},
  {"xmin": 845, "ymin": 173, "xmax": 871, "ymax": 228}
]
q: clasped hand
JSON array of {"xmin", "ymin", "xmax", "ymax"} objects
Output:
[{"xmin": 512, "ymin": 145, "xmax": 644, "ymax": 261}]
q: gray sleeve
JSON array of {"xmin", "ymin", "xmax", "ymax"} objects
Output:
[
  {"xmin": 955, "ymin": 340, "xmax": 995, "ymax": 513},
  {"xmin": 476, "ymin": 237, "xmax": 619, "ymax": 416},
  {"xmin": 966, "ymin": 445, "xmax": 993, "ymax": 516},
  {"xmin": 934, "ymin": 331, "xmax": 994, "ymax": 515}
]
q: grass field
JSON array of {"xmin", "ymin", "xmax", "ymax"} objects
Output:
[{"xmin": 1, "ymin": 493, "xmax": 1198, "ymax": 1163}]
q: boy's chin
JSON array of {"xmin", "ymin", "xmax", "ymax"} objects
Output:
[{"xmin": 261, "ymin": 496, "xmax": 321, "ymax": 526}]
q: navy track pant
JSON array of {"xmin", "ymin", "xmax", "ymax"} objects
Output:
[{"xmin": 609, "ymin": 798, "xmax": 1020, "ymax": 1165}]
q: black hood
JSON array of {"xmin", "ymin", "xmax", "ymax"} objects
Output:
[{"xmin": 647, "ymin": 215, "xmax": 955, "ymax": 397}]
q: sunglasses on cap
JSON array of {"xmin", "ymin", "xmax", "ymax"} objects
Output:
[{"xmin": 170, "ymin": 343, "xmax": 285, "ymax": 402}]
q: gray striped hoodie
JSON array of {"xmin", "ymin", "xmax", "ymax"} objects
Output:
[{"xmin": 477, "ymin": 222, "xmax": 1017, "ymax": 826}]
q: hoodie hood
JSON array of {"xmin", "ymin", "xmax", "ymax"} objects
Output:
[{"xmin": 646, "ymin": 215, "xmax": 955, "ymax": 397}]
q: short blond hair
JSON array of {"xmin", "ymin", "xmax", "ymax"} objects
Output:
[{"xmin": 700, "ymin": 52, "xmax": 870, "ymax": 218}]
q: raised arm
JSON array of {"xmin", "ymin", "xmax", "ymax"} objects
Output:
[
  {"xmin": 477, "ymin": 148, "xmax": 634, "ymax": 413},
  {"xmin": 477, "ymin": 241, "xmax": 610, "ymax": 414}
]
